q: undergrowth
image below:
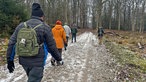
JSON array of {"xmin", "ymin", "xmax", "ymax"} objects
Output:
[{"xmin": 104, "ymin": 40, "xmax": 146, "ymax": 81}]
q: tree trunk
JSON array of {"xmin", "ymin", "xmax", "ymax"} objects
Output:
[
  {"xmin": 96, "ymin": 0, "xmax": 103, "ymax": 28},
  {"xmin": 139, "ymin": 1, "xmax": 145, "ymax": 33},
  {"xmin": 108, "ymin": 1, "xmax": 113, "ymax": 29},
  {"xmin": 64, "ymin": 0, "xmax": 68, "ymax": 23}
]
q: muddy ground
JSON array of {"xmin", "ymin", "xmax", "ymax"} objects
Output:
[{"xmin": 0, "ymin": 32, "xmax": 117, "ymax": 82}]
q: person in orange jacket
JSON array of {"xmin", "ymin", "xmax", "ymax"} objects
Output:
[{"xmin": 51, "ymin": 20, "xmax": 67, "ymax": 66}]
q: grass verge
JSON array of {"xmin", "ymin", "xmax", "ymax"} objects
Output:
[{"xmin": 104, "ymin": 40, "xmax": 146, "ymax": 81}]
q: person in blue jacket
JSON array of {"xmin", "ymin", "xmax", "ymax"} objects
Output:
[{"xmin": 6, "ymin": 3, "xmax": 63, "ymax": 82}]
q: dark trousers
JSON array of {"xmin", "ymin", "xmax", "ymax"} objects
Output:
[
  {"xmin": 64, "ymin": 36, "xmax": 69, "ymax": 50},
  {"xmin": 71, "ymin": 33, "xmax": 76, "ymax": 43},
  {"xmin": 98, "ymin": 35, "xmax": 103, "ymax": 45},
  {"xmin": 22, "ymin": 66, "xmax": 44, "ymax": 82},
  {"xmin": 58, "ymin": 49, "xmax": 62, "ymax": 57},
  {"xmin": 66, "ymin": 36, "xmax": 69, "ymax": 42}
]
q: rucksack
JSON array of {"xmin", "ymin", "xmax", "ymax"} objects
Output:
[
  {"xmin": 71, "ymin": 27, "xmax": 77, "ymax": 34},
  {"xmin": 99, "ymin": 28, "xmax": 103, "ymax": 35},
  {"xmin": 16, "ymin": 22, "xmax": 42, "ymax": 57}
]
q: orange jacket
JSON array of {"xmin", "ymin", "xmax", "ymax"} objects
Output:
[{"xmin": 52, "ymin": 25, "xmax": 67, "ymax": 49}]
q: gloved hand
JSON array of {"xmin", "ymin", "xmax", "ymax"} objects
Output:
[
  {"xmin": 7, "ymin": 61, "xmax": 15, "ymax": 73},
  {"xmin": 64, "ymin": 42, "xmax": 68, "ymax": 47},
  {"xmin": 56, "ymin": 60, "xmax": 64, "ymax": 66}
]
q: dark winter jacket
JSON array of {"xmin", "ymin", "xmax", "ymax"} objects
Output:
[
  {"xmin": 71, "ymin": 27, "xmax": 77, "ymax": 34},
  {"xmin": 98, "ymin": 28, "xmax": 104, "ymax": 37},
  {"xmin": 6, "ymin": 16, "xmax": 62, "ymax": 67}
]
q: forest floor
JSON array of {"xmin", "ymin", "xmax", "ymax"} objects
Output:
[
  {"xmin": 0, "ymin": 29, "xmax": 146, "ymax": 82},
  {"xmin": 103, "ymin": 29, "xmax": 146, "ymax": 81}
]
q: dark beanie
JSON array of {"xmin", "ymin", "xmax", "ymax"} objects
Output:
[{"xmin": 31, "ymin": 3, "xmax": 44, "ymax": 17}]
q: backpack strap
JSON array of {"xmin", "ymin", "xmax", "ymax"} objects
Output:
[
  {"xmin": 24, "ymin": 22, "xmax": 27, "ymax": 28},
  {"xmin": 24, "ymin": 22, "xmax": 42, "ymax": 29},
  {"xmin": 33, "ymin": 24, "xmax": 42, "ymax": 30},
  {"xmin": 33, "ymin": 23, "xmax": 43, "ymax": 47}
]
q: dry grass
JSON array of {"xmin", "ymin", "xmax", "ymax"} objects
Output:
[
  {"xmin": 0, "ymin": 38, "xmax": 8, "ymax": 65},
  {"xmin": 104, "ymin": 29, "xmax": 146, "ymax": 55},
  {"xmin": 104, "ymin": 29, "xmax": 146, "ymax": 81}
]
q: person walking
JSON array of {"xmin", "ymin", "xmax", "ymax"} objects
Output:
[
  {"xmin": 63, "ymin": 22, "xmax": 71, "ymax": 50},
  {"xmin": 6, "ymin": 3, "xmax": 62, "ymax": 82},
  {"xmin": 51, "ymin": 20, "xmax": 67, "ymax": 66},
  {"xmin": 71, "ymin": 23, "xmax": 78, "ymax": 43},
  {"xmin": 97, "ymin": 26, "xmax": 104, "ymax": 45}
]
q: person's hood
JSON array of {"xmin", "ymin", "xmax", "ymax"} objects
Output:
[{"xmin": 54, "ymin": 25, "xmax": 63, "ymax": 30}]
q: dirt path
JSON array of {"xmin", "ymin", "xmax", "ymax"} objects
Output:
[{"xmin": 0, "ymin": 32, "xmax": 116, "ymax": 82}]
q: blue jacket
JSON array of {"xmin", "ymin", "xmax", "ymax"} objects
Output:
[{"xmin": 6, "ymin": 16, "xmax": 62, "ymax": 67}]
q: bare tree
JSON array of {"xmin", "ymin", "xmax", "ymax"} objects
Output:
[
  {"xmin": 18, "ymin": 0, "xmax": 146, "ymax": 31},
  {"xmin": 108, "ymin": 0, "xmax": 114, "ymax": 29},
  {"xmin": 139, "ymin": 0, "xmax": 146, "ymax": 33}
]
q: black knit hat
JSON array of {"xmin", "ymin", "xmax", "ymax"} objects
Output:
[{"xmin": 31, "ymin": 3, "xmax": 44, "ymax": 17}]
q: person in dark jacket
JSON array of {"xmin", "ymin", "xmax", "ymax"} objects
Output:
[
  {"xmin": 97, "ymin": 27, "xmax": 104, "ymax": 45},
  {"xmin": 71, "ymin": 23, "xmax": 78, "ymax": 43},
  {"xmin": 6, "ymin": 3, "xmax": 62, "ymax": 82}
]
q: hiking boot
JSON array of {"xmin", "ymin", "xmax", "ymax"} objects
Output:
[
  {"xmin": 56, "ymin": 61, "xmax": 64, "ymax": 66},
  {"xmin": 51, "ymin": 59, "xmax": 55, "ymax": 66}
]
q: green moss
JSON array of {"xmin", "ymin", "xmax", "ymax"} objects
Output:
[
  {"xmin": 131, "ymin": 58, "xmax": 146, "ymax": 72},
  {"xmin": 105, "ymin": 41, "xmax": 146, "ymax": 80}
]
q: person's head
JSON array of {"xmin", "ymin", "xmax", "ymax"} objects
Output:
[
  {"xmin": 72, "ymin": 23, "xmax": 76, "ymax": 26},
  {"xmin": 99, "ymin": 27, "xmax": 103, "ymax": 28},
  {"xmin": 64, "ymin": 22, "xmax": 68, "ymax": 25},
  {"xmin": 31, "ymin": 3, "xmax": 44, "ymax": 21},
  {"xmin": 56, "ymin": 20, "xmax": 62, "ymax": 25}
]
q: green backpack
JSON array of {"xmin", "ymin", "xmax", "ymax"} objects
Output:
[{"xmin": 16, "ymin": 22, "xmax": 42, "ymax": 57}]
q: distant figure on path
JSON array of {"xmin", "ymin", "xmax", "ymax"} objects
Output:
[
  {"xmin": 63, "ymin": 22, "xmax": 71, "ymax": 50},
  {"xmin": 71, "ymin": 23, "xmax": 78, "ymax": 43},
  {"xmin": 97, "ymin": 27, "xmax": 104, "ymax": 45}
]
